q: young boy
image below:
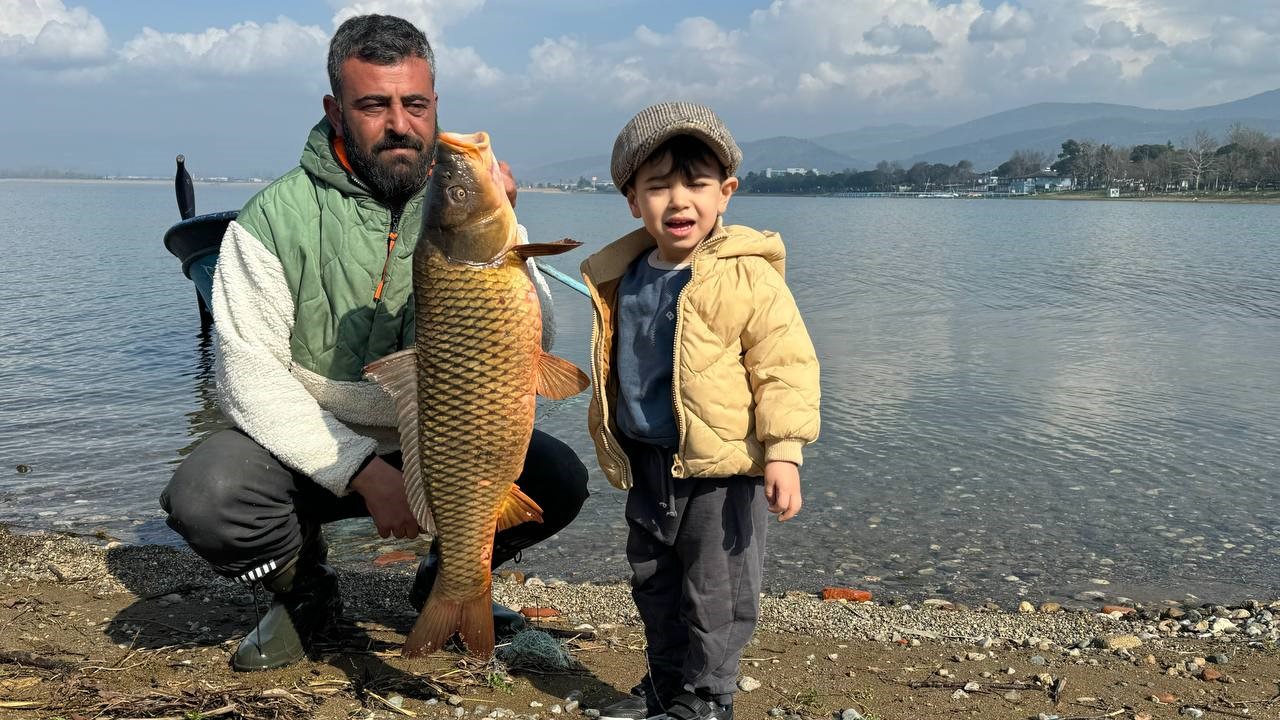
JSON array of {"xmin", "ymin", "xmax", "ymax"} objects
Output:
[{"xmin": 581, "ymin": 102, "xmax": 821, "ymax": 720}]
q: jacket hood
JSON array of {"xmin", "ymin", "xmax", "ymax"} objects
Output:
[
  {"xmin": 299, "ymin": 118, "xmax": 370, "ymax": 199},
  {"xmin": 582, "ymin": 218, "xmax": 786, "ymax": 284}
]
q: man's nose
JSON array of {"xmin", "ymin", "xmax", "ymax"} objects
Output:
[{"xmin": 385, "ymin": 101, "xmax": 411, "ymax": 135}]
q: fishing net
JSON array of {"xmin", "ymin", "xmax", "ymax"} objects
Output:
[{"xmin": 496, "ymin": 629, "xmax": 577, "ymax": 672}]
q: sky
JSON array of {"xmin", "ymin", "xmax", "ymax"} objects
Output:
[{"xmin": 4, "ymin": 0, "xmax": 1280, "ymax": 177}]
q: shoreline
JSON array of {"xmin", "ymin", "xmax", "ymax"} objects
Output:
[
  {"xmin": 1024, "ymin": 190, "xmax": 1280, "ymax": 205},
  {"xmin": 7, "ymin": 177, "xmax": 1279, "ymax": 204},
  {"xmin": 3, "ymin": 526, "xmax": 1278, "ymax": 719},
  {"xmin": 732, "ymin": 189, "xmax": 1280, "ymax": 204}
]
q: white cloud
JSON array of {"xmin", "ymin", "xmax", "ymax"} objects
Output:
[
  {"xmin": 1168, "ymin": 16, "xmax": 1278, "ymax": 73},
  {"xmin": 329, "ymin": 1, "xmax": 501, "ymax": 93},
  {"xmin": 118, "ymin": 18, "xmax": 327, "ymax": 76},
  {"xmin": 968, "ymin": 3, "xmax": 1036, "ymax": 42},
  {"xmin": 864, "ymin": 20, "xmax": 941, "ymax": 54},
  {"xmin": 0, "ymin": 0, "xmax": 109, "ymax": 67},
  {"xmin": 6, "ymin": 0, "xmax": 1280, "ymax": 175},
  {"xmin": 1074, "ymin": 20, "xmax": 1163, "ymax": 50},
  {"xmin": 330, "ymin": 0, "xmax": 484, "ymax": 40}
]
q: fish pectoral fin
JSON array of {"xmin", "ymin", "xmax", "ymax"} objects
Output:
[
  {"xmin": 363, "ymin": 350, "xmax": 435, "ymax": 536},
  {"xmin": 536, "ymin": 351, "xmax": 591, "ymax": 400},
  {"xmin": 511, "ymin": 238, "xmax": 582, "ymax": 259},
  {"xmin": 497, "ymin": 484, "xmax": 544, "ymax": 530}
]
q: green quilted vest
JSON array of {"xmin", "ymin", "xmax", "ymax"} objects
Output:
[{"xmin": 235, "ymin": 119, "xmax": 426, "ymax": 381}]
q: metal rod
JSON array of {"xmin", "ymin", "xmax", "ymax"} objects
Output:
[{"xmin": 534, "ymin": 260, "xmax": 590, "ymax": 298}]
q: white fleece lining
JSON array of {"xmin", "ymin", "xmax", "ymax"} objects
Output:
[{"xmin": 212, "ymin": 220, "xmax": 377, "ymax": 495}]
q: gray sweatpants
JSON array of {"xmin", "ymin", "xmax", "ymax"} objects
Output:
[{"xmin": 622, "ymin": 437, "xmax": 768, "ymax": 707}]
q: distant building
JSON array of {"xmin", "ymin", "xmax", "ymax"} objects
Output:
[
  {"xmin": 1009, "ymin": 175, "xmax": 1074, "ymax": 194},
  {"xmin": 764, "ymin": 167, "xmax": 815, "ymax": 178}
]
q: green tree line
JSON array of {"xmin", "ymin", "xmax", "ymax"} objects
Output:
[
  {"xmin": 1048, "ymin": 124, "xmax": 1280, "ymax": 191},
  {"xmin": 740, "ymin": 123, "xmax": 1280, "ymax": 194}
]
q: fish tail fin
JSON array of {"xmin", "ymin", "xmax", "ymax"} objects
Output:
[
  {"xmin": 403, "ymin": 589, "xmax": 461, "ymax": 658},
  {"xmin": 403, "ymin": 587, "xmax": 496, "ymax": 659},
  {"xmin": 458, "ymin": 585, "xmax": 496, "ymax": 658},
  {"xmin": 496, "ymin": 484, "xmax": 544, "ymax": 531}
]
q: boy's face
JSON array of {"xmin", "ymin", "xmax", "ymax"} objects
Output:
[{"xmin": 626, "ymin": 155, "xmax": 738, "ymax": 264}]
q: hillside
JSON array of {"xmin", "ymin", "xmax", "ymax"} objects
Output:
[
  {"xmin": 859, "ymin": 87, "xmax": 1280, "ymax": 170},
  {"xmin": 737, "ymin": 136, "xmax": 860, "ymax": 174},
  {"xmin": 522, "ymin": 87, "xmax": 1280, "ymax": 181}
]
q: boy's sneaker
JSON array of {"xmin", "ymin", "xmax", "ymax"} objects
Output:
[
  {"xmin": 597, "ymin": 682, "xmax": 666, "ymax": 720},
  {"xmin": 663, "ymin": 692, "xmax": 732, "ymax": 720}
]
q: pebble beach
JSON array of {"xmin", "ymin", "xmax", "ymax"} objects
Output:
[{"xmin": 1, "ymin": 526, "xmax": 1278, "ymax": 719}]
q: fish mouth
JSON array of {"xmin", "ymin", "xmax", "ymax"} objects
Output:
[
  {"xmin": 437, "ymin": 131, "xmax": 506, "ymax": 198},
  {"xmin": 438, "ymin": 131, "xmax": 491, "ymax": 160}
]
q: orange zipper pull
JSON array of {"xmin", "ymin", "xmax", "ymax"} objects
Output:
[{"xmin": 373, "ymin": 231, "xmax": 398, "ymax": 302}]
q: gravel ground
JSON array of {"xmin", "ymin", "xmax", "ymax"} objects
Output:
[{"xmin": 4, "ymin": 526, "xmax": 1280, "ymax": 720}]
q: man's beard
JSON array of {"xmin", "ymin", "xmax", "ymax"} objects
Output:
[{"xmin": 343, "ymin": 113, "xmax": 436, "ymax": 206}]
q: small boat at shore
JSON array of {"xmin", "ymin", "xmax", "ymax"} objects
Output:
[{"xmin": 162, "ymin": 155, "xmax": 235, "ymax": 329}]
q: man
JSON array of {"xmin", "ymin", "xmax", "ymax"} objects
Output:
[{"xmin": 161, "ymin": 14, "xmax": 588, "ymax": 672}]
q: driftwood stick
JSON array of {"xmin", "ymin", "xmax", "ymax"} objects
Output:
[{"xmin": 0, "ymin": 650, "xmax": 77, "ymax": 673}]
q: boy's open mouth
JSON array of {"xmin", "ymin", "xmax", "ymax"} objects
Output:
[{"xmin": 665, "ymin": 218, "xmax": 696, "ymax": 235}]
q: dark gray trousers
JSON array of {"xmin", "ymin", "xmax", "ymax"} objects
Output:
[
  {"xmin": 161, "ymin": 428, "xmax": 589, "ymax": 582},
  {"xmin": 622, "ymin": 437, "xmax": 768, "ymax": 706}
]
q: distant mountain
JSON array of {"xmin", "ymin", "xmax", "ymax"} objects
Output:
[
  {"xmin": 811, "ymin": 123, "xmax": 941, "ymax": 157},
  {"xmin": 520, "ymin": 154, "xmax": 611, "ymax": 185},
  {"xmin": 1183, "ymin": 88, "xmax": 1280, "ymax": 121},
  {"xmin": 853, "ymin": 88, "xmax": 1280, "ymax": 171},
  {"xmin": 522, "ymin": 88, "xmax": 1280, "ymax": 182},
  {"xmin": 738, "ymin": 136, "xmax": 859, "ymax": 174}
]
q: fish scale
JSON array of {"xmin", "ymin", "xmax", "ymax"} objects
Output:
[
  {"xmin": 415, "ymin": 250, "xmax": 541, "ymax": 599},
  {"xmin": 364, "ymin": 129, "xmax": 588, "ymax": 659}
]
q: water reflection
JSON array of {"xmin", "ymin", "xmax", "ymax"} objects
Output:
[
  {"xmin": 1, "ymin": 183, "xmax": 1277, "ymax": 605},
  {"xmin": 179, "ymin": 330, "xmax": 227, "ymax": 458}
]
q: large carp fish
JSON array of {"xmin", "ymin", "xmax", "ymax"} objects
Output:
[{"xmin": 365, "ymin": 131, "xmax": 589, "ymax": 658}]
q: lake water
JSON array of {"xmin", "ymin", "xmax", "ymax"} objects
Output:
[{"xmin": 1, "ymin": 179, "xmax": 1277, "ymax": 606}]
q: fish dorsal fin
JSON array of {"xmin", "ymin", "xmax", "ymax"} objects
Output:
[
  {"xmin": 496, "ymin": 484, "xmax": 544, "ymax": 531},
  {"xmin": 511, "ymin": 238, "xmax": 582, "ymax": 260},
  {"xmin": 536, "ymin": 351, "xmax": 590, "ymax": 400},
  {"xmin": 362, "ymin": 350, "xmax": 435, "ymax": 536}
]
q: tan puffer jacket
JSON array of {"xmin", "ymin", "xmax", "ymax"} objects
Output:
[{"xmin": 580, "ymin": 220, "xmax": 821, "ymax": 490}]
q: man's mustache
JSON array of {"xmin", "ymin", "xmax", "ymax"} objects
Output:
[{"xmin": 374, "ymin": 134, "xmax": 424, "ymax": 153}]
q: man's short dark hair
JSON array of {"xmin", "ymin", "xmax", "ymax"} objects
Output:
[{"xmin": 327, "ymin": 14, "xmax": 436, "ymax": 99}]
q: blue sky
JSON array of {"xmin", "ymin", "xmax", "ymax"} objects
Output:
[{"xmin": 4, "ymin": 0, "xmax": 1279, "ymax": 177}]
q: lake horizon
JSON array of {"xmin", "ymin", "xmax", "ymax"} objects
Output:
[{"xmin": 1, "ymin": 181, "xmax": 1276, "ymax": 608}]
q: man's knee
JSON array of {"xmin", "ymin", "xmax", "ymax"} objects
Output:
[{"xmin": 162, "ymin": 430, "xmax": 278, "ymax": 552}]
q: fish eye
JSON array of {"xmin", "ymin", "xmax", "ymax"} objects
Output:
[{"xmin": 448, "ymin": 185, "xmax": 467, "ymax": 202}]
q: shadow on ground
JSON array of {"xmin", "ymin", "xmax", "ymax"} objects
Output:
[{"xmin": 100, "ymin": 545, "xmax": 620, "ymax": 709}]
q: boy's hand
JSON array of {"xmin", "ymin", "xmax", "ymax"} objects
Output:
[{"xmin": 764, "ymin": 461, "xmax": 802, "ymax": 521}]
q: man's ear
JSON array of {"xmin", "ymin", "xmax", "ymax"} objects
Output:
[
  {"xmin": 323, "ymin": 95, "xmax": 344, "ymax": 137},
  {"xmin": 625, "ymin": 188, "xmax": 642, "ymax": 219},
  {"xmin": 717, "ymin": 176, "xmax": 739, "ymax": 214}
]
